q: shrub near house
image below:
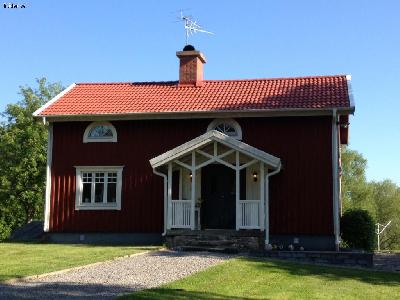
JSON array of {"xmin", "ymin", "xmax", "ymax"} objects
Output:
[{"xmin": 341, "ymin": 209, "xmax": 375, "ymax": 251}]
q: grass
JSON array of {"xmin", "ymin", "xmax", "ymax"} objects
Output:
[
  {"xmin": 0, "ymin": 242, "xmax": 157, "ymax": 282},
  {"xmin": 123, "ymin": 257, "xmax": 400, "ymax": 300},
  {"xmin": 377, "ymin": 250, "xmax": 400, "ymax": 253}
]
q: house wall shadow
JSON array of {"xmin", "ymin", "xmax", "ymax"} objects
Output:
[
  {"xmin": 122, "ymin": 288, "xmax": 255, "ymax": 300},
  {"xmin": 243, "ymin": 257, "xmax": 400, "ymax": 286},
  {"xmin": 0, "ymin": 282, "xmax": 252, "ymax": 300},
  {"xmin": 0, "ymin": 282, "xmax": 145, "ymax": 300}
]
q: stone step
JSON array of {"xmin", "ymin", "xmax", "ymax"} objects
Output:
[
  {"xmin": 184, "ymin": 240, "xmax": 237, "ymax": 248},
  {"xmin": 166, "ymin": 230, "xmax": 263, "ymax": 251},
  {"xmin": 194, "ymin": 239, "xmax": 236, "ymax": 245},
  {"xmin": 180, "ymin": 246, "xmax": 239, "ymax": 254},
  {"xmin": 191, "ymin": 235, "xmax": 238, "ymax": 240}
]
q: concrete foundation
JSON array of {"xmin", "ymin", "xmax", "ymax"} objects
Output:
[
  {"xmin": 45, "ymin": 233, "xmax": 162, "ymax": 245},
  {"xmin": 270, "ymin": 234, "xmax": 336, "ymax": 251}
]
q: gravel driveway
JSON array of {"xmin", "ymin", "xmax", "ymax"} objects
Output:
[{"xmin": 0, "ymin": 250, "xmax": 231, "ymax": 300}]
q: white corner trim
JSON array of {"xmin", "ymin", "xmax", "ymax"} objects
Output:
[
  {"xmin": 83, "ymin": 121, "xmax": 118, "ymax": 143},
  {"xmin": 332, "ymin": 109, "xmax": 340, "ymax": 251},
  {"xmin": 74, "ymin": 166, "xmax": 124, "ymax": 211},
  {"xmin": 43, "ymin": 124, "xmax": 53, "ymax": 232},
  {"xmin": 207, "ymin": 118, "xmax": 243, "ymax": 140},
  {"xmin": 33, "ymin": 83, "xmax": 76, "ymax": 117},
  {"xmin": 345, "ymin": 75, "xmax": 355, "ymax": 112}
]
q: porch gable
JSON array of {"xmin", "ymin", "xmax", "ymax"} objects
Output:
[{"xmin": 149, "ymin": 130, "xmax": 281, "ymax": 170}]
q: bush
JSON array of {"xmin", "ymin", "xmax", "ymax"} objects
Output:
[
  {"xmin": 341, "ymin": 209, "xmax": 375, "ymax": 251},
  {"xmin": 0, "ymin": 219, "xmax": 12, "ymax": 241}
]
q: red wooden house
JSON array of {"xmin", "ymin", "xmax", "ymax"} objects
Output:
[{"xmin": 34, "ymin": 46, "xmax": 354, "ymax": 251}]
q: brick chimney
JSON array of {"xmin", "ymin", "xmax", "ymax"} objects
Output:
[{"xmin": 176, "ymin": 45, "xmax": 206, "ymax": 86}]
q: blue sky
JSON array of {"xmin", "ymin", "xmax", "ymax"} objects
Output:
[{"xmin": 1, "ymin": 0, "xmax": 399, "ymax": 184}]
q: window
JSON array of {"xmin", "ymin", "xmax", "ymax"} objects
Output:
[
  {"xmin": 207, "ymin": 119, "xmax": 242, "ymax": 140},
  {"xmin": 75, "ymin": 166, "xmax": 123, "ymax": 210},
  {"xmin": 83, "ymin": 122, "xmax": 117, "ymax": 143}
]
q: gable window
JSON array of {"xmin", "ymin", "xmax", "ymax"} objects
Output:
[
  {"xmin": 207, "ymin": 119, "xmax": 242, "ymax": 140},
  {"xmin": 83, "ymin": 122, "xmax": 117, "ymax": 143},
  {"xmin": 75, "ymin": 166, "xmax": 123, "ymax": 210}
]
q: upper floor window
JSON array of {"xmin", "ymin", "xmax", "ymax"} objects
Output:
[
  {"xmin": 83, "ymin": 122, "xmax": 117, "ymax": 143},
  {"xmin": 207, "ymin": 119, "xmax": 242, "ymax": 140}
]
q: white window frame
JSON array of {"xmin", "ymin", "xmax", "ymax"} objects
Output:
[
  {"xmin": 83, "ymin": 122, "xmax": 118, "ymax": 143},
  {"xmin": 75, "ymin": 166, "xmax": 123, "ymax": 210},
  {"xmin": 207, "ymin": 118, "xmax": 243, "ymax": 140}
]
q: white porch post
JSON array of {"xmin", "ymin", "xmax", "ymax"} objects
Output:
[
  {"xmin": 167, "ymin": 162, "xmax": 172, "ymax": 229},
  {"xmin": 179, "ymin": 168, "xmax": 183, "ymax": 200},
  {"xmin": 235, "ymin": 151, "xmax": 240, "ymax": 230},
  {"xmin": 191, "ymin": 151, "xmax": 196, "ymax": 230},
  {"xmin": 259, "ymin": 162, "xmax": 265, "ymax": 231}
]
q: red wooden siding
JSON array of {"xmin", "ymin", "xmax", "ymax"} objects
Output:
[
  {"xmin": 241, "ymin": 117, "xmax": 333, "ymax": 235},
  {"xmin": 49, "ymin": 116, "xmax": 333, "ymax": 235}
]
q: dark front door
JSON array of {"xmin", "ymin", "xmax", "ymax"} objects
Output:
[{"xmin": 201, "ymin": 164, "xmax": 236, "ymax": 229}]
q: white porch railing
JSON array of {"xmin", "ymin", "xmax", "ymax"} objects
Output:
[
  {"xmin": 239, "ymin": 200, "xmax": 260, "ymax": 229},
  {"xmin": 171, "ymin": 200, "xmax": 192, "ymax": 228}
]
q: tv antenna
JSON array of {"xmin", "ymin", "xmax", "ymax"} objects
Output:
[
  {"xmin": 376, "ymin": 220, "xmax": 392, "ymax": 251},
  {"xmin": 179, "ymin": 11, "xmax": 214, "ymax": 45}
]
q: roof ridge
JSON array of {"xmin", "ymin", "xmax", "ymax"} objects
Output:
[
  {"xmin": 74, "ymin": 75, "xmax": 348, "ymax": 86},
  {"xmin": 75, "ymin": 81, "xmax": 179, "ymax": 85},
  {"xmin": 203, "ymin": 74, "xmax": 348, "ymax": 82}
]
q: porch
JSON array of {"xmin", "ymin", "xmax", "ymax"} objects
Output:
[{"xmin": 149, "ymin": 130, "xmax": 281, "ymax": 247}]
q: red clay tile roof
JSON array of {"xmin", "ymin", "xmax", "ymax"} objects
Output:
[{"xmin": 35, "ymin": 75, "xmax": 353, "ymax": 117}]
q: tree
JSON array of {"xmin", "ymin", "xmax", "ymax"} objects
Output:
[
  {"xmin": 341, "ymin": 147, "xmax": 400, "ymax": 250},
  {"xmin": 341, "ymin": 146, "xmax": 373, "ymax": 212},
  {"xmin": 370, "ymin": 180, "xmax": 400, "ymax": 250},
  {"xmin": 0, "ymin": 78, "xmax": 63, "ymax": 239}
]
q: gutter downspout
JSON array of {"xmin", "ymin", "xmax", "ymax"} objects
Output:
[
  {"xmin": 332, "ymin": 109, "xmax": 341, "ymax": 251},
  {"xmin": 153, "ymin": 169, "xmax": 168, "ymax": 236},
  {"xmin": 265, "ymin": 162, "xmax": 281, "ymax": 247}
]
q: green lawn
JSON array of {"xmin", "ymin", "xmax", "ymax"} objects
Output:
[
  {"xmin": 0, "ymin": 242, "xmax": 156, "ymax": 282},
  {"xmin": 123, "ymin": 257, "xmax": 400, "ymax": 300}
]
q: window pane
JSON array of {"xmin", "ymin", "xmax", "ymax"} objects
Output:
[
  {"xmin": 88, "ymin": 126, "xmax": 113, "ymax": 139},
  {"xmin": 94, "ymin": 173, "xmax": 105, "ymax": 203},
  {"xmin": 82, "ymin": 183, "xmax": 92, "ymax": 203},
  {"xmin": 95, "ymin": 173, "xmax": 105, "ymax": 181},
  {"xmin": 107, "ymin": 183, "xmax": 117, "ymax": 203},
  {"xmin": 214, "ymin": 123, "xmax": 237, "ymax": 137},
  {"xmin": 108, "ymin": 172, "xmax": 117, "ymax": 182},
  {"xmin": 95, "ymin": 183, "xmax": 104, "ymax": 203},
  {"xmin": 82, "ymin": 172, "xmax": 92, "ymax": 203},
  {"xmin": 82, "ymin": 172, "xmax": 92, "ymax": 183}
]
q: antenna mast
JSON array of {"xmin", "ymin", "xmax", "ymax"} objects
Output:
[
  {"xmin": 179, "ymin": 11, "xmax": 214, "ymax": 45},
  {"xmin": 376, "ymin": 220, "xmax": 392, "ymax": 251}
]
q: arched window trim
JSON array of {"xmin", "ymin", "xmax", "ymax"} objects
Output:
[
  {"xmin": 83, "ymin": 122, "xmax": 118, "ymax": 143},
  {"xmin": 207, "ymin": 118, "xmax": 242, "ymax": 140}
]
